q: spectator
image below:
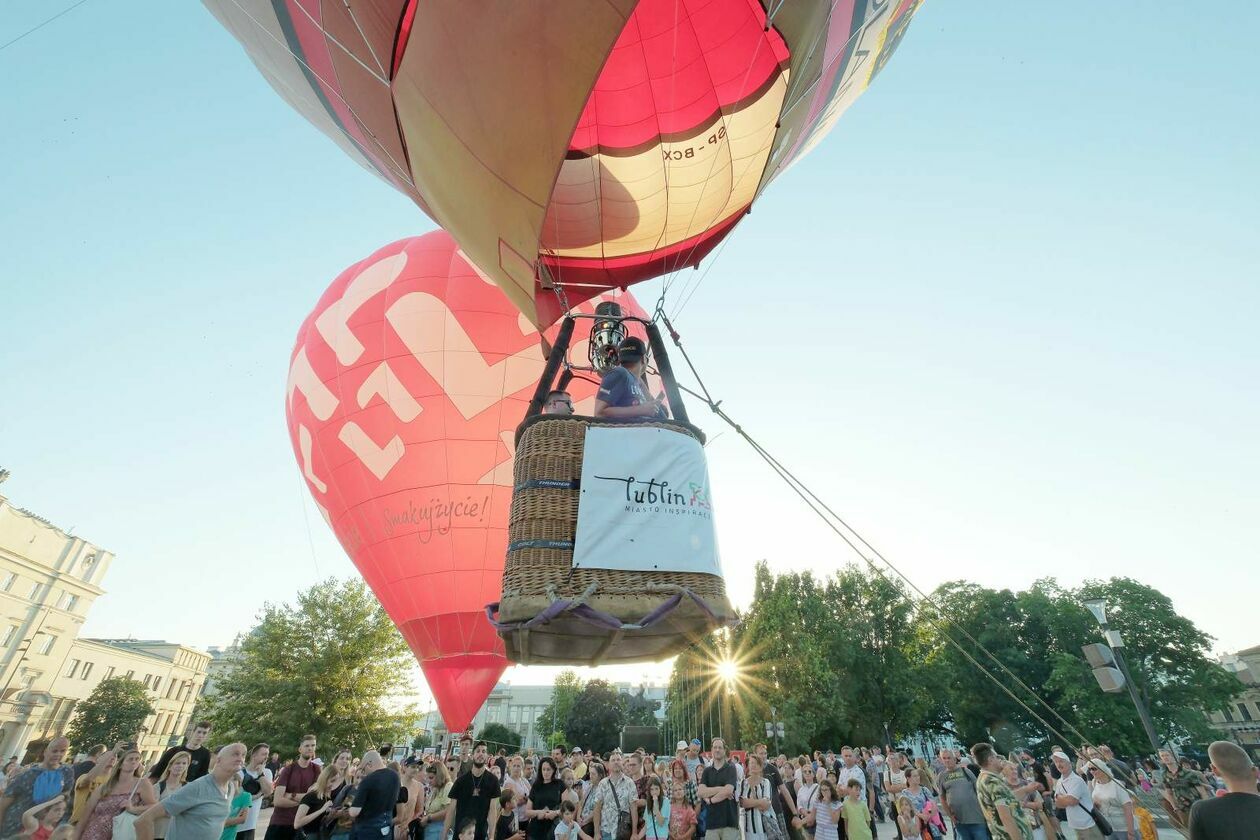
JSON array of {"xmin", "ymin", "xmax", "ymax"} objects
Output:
[
  {"xmin": 751, "ymin": 747, "xmax": 789, "ymax": 840},
  {"xmin": 1158, "ymin": 748, "xmax": 1211, "ymax": 831},
  {"xmin": 71, "ymin": 747, "xmax": 120, "ymax": 827},
  {"xmin": 237, "ymin": 745, "xmax": 274, "ymax": 840},
  {"xmin": 805, "ymin": 781, "xmax": 840, "ymax": 840},
  {"xmin": 445, "ymin": 742, "xmax": 501, "ymax": 840},
  {"xmin": 17, "ymin": 794, "xmax": 68, "ymax": 840},
  {"xmin": 72, "ymin": 750, "xmax": 106, "ymax": 784},
  {"xmin": 790, "ymin": 765, "xmax": 817, "ymax": 837},
  {"xmin": 152, "ymin": 751, "xmax": 192, "ymax": 840},
  {"xmin": 1187, "ymin": 741, "xmax": 1260, "ymax": 840},
  {"xmin": 642, "ymin": 777, "xmax": 669, "ymax": 840},
  {"xmin": 349, "ymin": 751, "xmax": 400, "ymax": 840},
  {"xmin": 738, "ymin": 757, "xmax": 771, "ymax": 840},
  {"xmin": 1051, "ymin": 751, "xmax": 1102, "ymax": 840},
  {"xmin": 135, "ymin": 744, "xmax": 247, "ymax": 840},
  {"xmin": 576, "ymin": 762, "xmax": 603, "ymax": 838},
  {"xmin": 666, "ymin": 770, "xmax": 695, "ymax": 840},
  {"xmin": 0, "ymin": 739, "xmax": 76, "ymax": 838},
  {"xmin": 590, "ymin": 754, "xmax": 637, "ymax": 840},
  {"xmin": 150, "ymin": 724, "xmax": 213, "ymax": 784},
  {"xmin": 554, "ymin": 802, "xmax": 589, "ymax": 840},
  {"xmin": 696, "ymin": 740, "xmax": 737, "ymax": 840},
  {"xmin": 971, "ymin": 743, "xmax": 1032, "ymax": 840},
  {"xmin": 293, "ymin": 763, "xmax": 341, "ymax": 838},
  {"xmin": 1084, "ymin": 760, "xmax": 1134, "ymax": 840},
  {"xmin": 418, "ymin": 761, "xmax": 452, "ymax": 840},
  {"xmin": 935, "ymin": 749, "xmax": 989, "ymax": 840},
  {"xmin": 526, "ymin": 758, "xmax": 562, "ymax": 840},
  {"xmin": 266, "ymin": 736, "xmax": 320, "ymax": 840}
]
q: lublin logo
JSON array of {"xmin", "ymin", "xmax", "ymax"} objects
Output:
[{"xmin": 593, "ymin": 475, "xmax": 712, "ymax": 518}]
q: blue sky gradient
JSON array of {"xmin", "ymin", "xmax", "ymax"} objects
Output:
[{"xmin": 2, "ymin": 2, "xmax": 1256, "ymax": 699}]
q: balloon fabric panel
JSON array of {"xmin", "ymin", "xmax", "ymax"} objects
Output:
[{"xmin": 285, "ymin": 230, "xmax": 648, "ymax": 731}]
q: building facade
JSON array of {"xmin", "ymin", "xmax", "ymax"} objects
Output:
[
  {"xmin": 1206, "ymin": 644, "xmax": 1260, "ymax": 762},
  {"xmin": 0, "ymin": 492, "xmax": 211, "ymax": 763},
  {"xmin": 0, "ymin": 495, "xmax": 113, "ymax": 759},
  {"xmin": 48, "ymin": 640, "xmax": 211, "ymax": 764}
]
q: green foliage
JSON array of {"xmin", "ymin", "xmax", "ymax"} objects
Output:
[
  {"xmin": 477, "ymin": 722, "xmax": 522, "ymax": 751},
  {"xmin": 538, "ymin": 671, "xmax": 583, "ymax": 743},
  {"xmin": 563, "ymin": 679, "xmax": 625, "ymax": 754},
  {"xmin": 668, "ymin": 564, "xmax": 1240, "ymax": 759},
  {"xmin": 411, "ymin": 732, "xmax": 432, "ymax": 751},
  {"xmin": 200, "ymin": 577, "xmax": 417, "ymax": 756},
  {"xmin": 546, "ymin": 731, "xmax": 567, "ymax": 750},
  {"xmin": 65, "ymin": 677, "xmax": 155, "ymax": 751}
]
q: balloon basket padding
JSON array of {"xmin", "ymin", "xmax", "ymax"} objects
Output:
[{"xmin": 493, "ymin": 416, "xmax": 733, "ymax": 666}]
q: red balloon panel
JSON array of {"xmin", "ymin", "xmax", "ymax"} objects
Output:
[{"xmin": 285, "ymin": 230, "xmax": 646, "ymax": 730}]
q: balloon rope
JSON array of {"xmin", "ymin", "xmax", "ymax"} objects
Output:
[{"xmin": 661, "ymin": 316, "xmax": 1098, "ymax": 751}]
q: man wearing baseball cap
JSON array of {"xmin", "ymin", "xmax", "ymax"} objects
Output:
[{"xmin": 593, "ymin": 336, "xmax": 667, "ymax": 419}]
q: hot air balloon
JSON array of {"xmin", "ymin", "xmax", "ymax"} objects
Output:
[
  {"xmin": 284, "ymin": 229, "xmax": 651, "ymax": 730},
  {"xmin": 207, "ymin": 0, "xmax": 924, "ymax": 325}
]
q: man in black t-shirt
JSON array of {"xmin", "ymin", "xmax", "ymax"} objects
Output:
[
  {"xmin": 445, "ymin": 741, "xmax": 502, "ymax": 840},
  {"xmin": 697, "ymin": 738, "xmax": 738, "ymax": 840},
  {"xmin": 149, "ymin": 721, "xmax": 213, "ymax": 782},
  {"xmin": 351, "ymin": 751, "xmax": 402, "ymax": 840},
  {"xmin": 1188, "ymin": 741, "xmax": 1260, "ymax": 840}
]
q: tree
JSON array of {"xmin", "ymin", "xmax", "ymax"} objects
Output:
[
  {"xmin": 538, "ymin": 671, "xmax": 584, "ymax": 745},
  {"xmin": 564, "ymin": 680, "xmax": 626, "ymax": 754},
  {"xmin": 478, "ymin": 722, "xmax": 522, "ymax": 752},
  {"xmin": 411, "ymin": 732, "xmax": 432, "ymax": 751},
  {"xmin": 66, "ymin": 677, "xmax": 154, "ymax": 750},
  {"xmin": 201, "ymin": 578, "xmax": 417, "ymax": 755}
]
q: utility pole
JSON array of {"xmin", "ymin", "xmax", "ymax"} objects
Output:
[{"xmin": 1083, "ymin": 599, "xmax": 1162, "ymax": 754}]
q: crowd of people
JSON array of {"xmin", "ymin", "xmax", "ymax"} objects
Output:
[{"xmin": 0, "ymin": 725, "xmax": 1254, "ymax": 840}]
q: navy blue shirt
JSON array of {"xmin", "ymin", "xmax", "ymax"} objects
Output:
[{"xmin": 597, "ymin": 367, "xmax": 665, "ymax": 417}]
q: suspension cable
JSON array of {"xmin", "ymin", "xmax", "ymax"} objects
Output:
[{"xmin": 662, "ymin": 315, "xmax": 1097, "ymax": 749}]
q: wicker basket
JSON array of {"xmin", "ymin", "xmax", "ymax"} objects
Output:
[{"xmin": 492, "ymin": 415, "xmax": 734, "ymax": 665}]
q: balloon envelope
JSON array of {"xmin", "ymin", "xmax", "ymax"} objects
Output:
[
  {"xmin": 284, "ymin": 230, "xmax": 647, "ymax": 730},
  {"xmin": 207, "ymin": 0, "xmax": 924, "ymax": 324}
]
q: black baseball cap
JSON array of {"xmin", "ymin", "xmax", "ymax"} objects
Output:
[{"xmin": 618, "ymin": 336, "xmax": 647, "ymax": 363}]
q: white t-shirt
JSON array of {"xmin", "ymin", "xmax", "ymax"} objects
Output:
[
  {"xmin": 1054, "ymin": 772, "xmax": 1095, "ymax": 831},
  {"xmin": 795, "ymin": 783, "xmax": 819, "ymax": 815},
  {"xmin": 241, "ymin": 767, "xmax": 273, "ymax": 831},
  {"xmin": 1090, "ymin": 779, "xmax": 1132, "ymax": 826},
  {"xmin": 882, "ymin": 767, "xmax": 908, "ymax": 791}
]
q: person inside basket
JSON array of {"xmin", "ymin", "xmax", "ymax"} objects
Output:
[
  {"xmin": 593, "ymin": 337, "xmax": 667, "ymax": 420},
  {"xmin": 544, "ymin": 390, "xmax": 575, "ymax": 416}
]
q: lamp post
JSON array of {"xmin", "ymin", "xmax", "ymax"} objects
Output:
[{"xmin": 1083, "ymin": 598, "xmax": 1162, "ymax": 754}]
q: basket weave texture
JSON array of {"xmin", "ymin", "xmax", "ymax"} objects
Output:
[{"xmin": 499, "ymin": 416, "xmax": 732, "ymax": 663}]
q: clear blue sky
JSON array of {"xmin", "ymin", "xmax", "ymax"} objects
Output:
[{"xmin": 2, "ymin": 2, "xmax": 1257, "ymax": 703}]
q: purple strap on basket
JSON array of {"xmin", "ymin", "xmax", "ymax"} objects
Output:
[{"xmin": 486, "ymin": 586, "xmax": 723, "ymax": 634}]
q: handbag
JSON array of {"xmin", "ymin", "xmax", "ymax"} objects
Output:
[
  {"xmin": 112, "ymin": 780, "xmax": 144, "ymax": 840},
  {"xmin": 1076, "ymin": 802, "xmax": 1113, "ymax": 837},
  {"xmin": 609, "ymin": 780, "xmax": 633, "ymax": 840}
]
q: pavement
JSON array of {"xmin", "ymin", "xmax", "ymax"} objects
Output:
[{"xmin": 865, "ymin": 820, "xmax": 1186, "ymax": 839}]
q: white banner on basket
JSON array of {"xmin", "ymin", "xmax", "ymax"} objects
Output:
[{"xmin": 572, "ymin": 425, "xmax": 721, "ymax": 575}]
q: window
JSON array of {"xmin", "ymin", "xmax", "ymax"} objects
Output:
[
  {"xmin": 1, "ymin": 626, "xmax": 16, "ymax": 647},
  {"xmin": 142, "ymin": 674, "xmax": 152, "ymax": 688},
  {"xmin": 27, "ymin": 583, "xmax": 42, "ymax": 600},
  {"xmin": 1, "ymin": 573, "xmax": 15, "ymax": 591},
  {"xmin": 166, "ymin": 681, "xmax": 177, "ymax": 699},
  {"xmin": 151, "ymin": 677, "xmax": 161, "ymax": 694},
  {"xmin": 64, "ymin": 659, "xmax": 80, "ymax": 679},
  {"xmin": 125, "ymin": 670, "xmax": 134, "ymax": 680},
  {"xmin": 61, "ymin": 594, "xmax": 79, "ymax": 611},
  {"xmin": 104, "ymin": 666, "xmax": 115, "ymax": 680},
  {"xmin": 1239, "ymin": 703, "xmax": 1254, "ymax": 722},
  {"xmin": 37, "ymin": 634, "xmax": 56, "ymax": 655},
  {"xmin": 80, "ymin": 662, "xmax": 93, "ymax": 680}
]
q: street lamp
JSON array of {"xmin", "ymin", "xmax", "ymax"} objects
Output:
[{"xmin": 1083, "ymin": 598, "xmax": 1162, "ymax": 754}]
